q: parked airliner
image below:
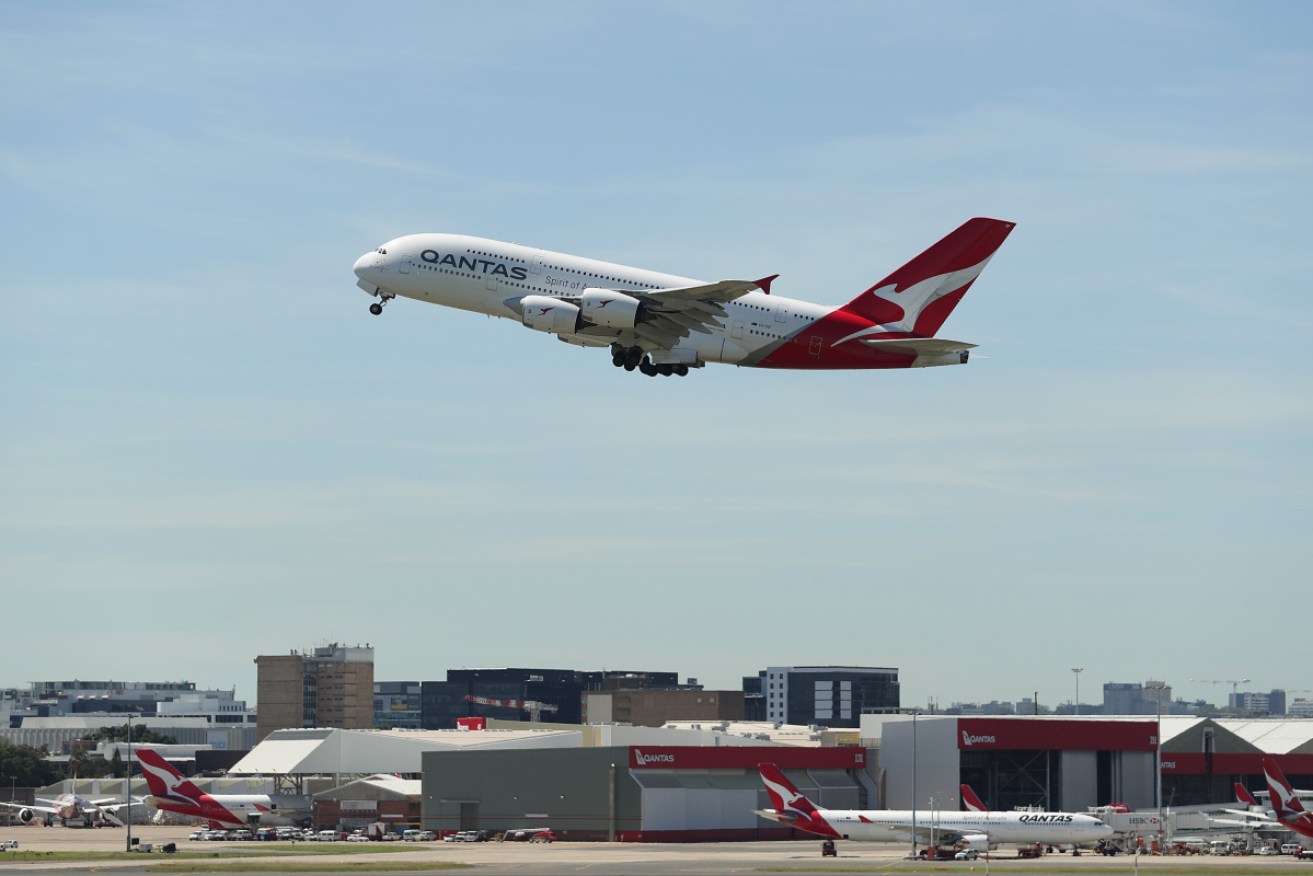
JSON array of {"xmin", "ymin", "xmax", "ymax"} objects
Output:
[
  {"xmin": 0, "ymin": 793, "xmax": 138, "ymax": 827},
  {"xmin": 135, "ymin": 749, "xmax": 306, "ymax": 828},
  {"xmin": 353, "ymin": 218, "xmax": 1014, "ymax": 376},
  {"xmin": 756, "ymin": 764, "xmax": 1112, "ymax": 853}
]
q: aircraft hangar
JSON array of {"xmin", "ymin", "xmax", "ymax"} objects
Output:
[{"xmin": 866, "ymin": 714, "xmax": 1313, "ymax": 813}]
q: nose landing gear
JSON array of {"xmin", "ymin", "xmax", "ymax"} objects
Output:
[{"xmin": 368, "ymin": 292, "xmax": 395, "ymax": 316}]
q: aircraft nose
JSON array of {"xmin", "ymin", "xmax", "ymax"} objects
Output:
[{"xmin": 353, "ymin": 253, "xmax": 374, "ymax": 279}]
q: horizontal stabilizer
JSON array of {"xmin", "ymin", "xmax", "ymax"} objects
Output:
[{"xmin": 858, "ymin": 337, "xmax": 977, "ymax": 356}]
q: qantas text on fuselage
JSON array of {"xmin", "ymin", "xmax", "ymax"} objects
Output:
[{"xmin": 353, "ymin": 218, "xmax": 1014, "ymax": 377}]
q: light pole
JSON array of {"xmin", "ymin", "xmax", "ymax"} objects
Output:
[
  {"xmin": 911, "ymin": 710, "xmax": 918, "ymax": 859},
  {"xmin": 124, "ymin": 714, "xmax": 132, "ymax": 853},
  {"xmin": 1146, "ymin": 681, "xmax": 1167, "ymax": 852},
  {"xmin": 1072, "ymin": 668, "xmax": 1083, "ymax": 716}
]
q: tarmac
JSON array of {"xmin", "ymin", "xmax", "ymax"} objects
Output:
[{"xmin": 3, "ymin": 824, "xmax": 1312, "ymax": 875}]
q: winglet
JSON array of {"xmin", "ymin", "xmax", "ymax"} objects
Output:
[{"xmin": 754, "ymin": 274, "xmax": 779, "ymax": 295}]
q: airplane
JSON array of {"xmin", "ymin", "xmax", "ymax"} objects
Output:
[
  {"xmin": 1263, "ymin": 756, "xmax": 1313, "ymax": 839},
  {"xmin": 756, "ymin": 763, "xmax": 1112, "ymax": 855},
  {"xmin": 352, "ymin": 217, "xmax": 1014, "ymax": 377},
  {"xmin": 134, "ymin": 749, "xmax": 307, "ymax": 829},
  {"xmin": 0, "ymin": 792, "xmax": 138, "ymax": 828}
]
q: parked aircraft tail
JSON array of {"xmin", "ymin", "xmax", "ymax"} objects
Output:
[
  {"xmin": 1264, "ymin": 757, "xmax": 1305, "ymax": 818},
  {"xmin": 838, "ymin": 217, "xmax": 1015, "ymax": 336},
  {"xmin": 1235, "ymin": 782, "xmax": 1260, "ymax": 807},
  {"xmin": 756, "ymin": 763, "xmax": 840, "ymax": 838},
  {"xmin": 135, "ymin": 748, "xmax": 205, "ymax": 803},
  {"xmin": 960, "ymin": 784, "xmax": 988, "ymax": 812}
]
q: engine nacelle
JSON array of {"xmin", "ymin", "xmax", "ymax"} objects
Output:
[
  {"xmin": 520, "ymin": 295, "xmax": 580, "ymax": 335},
  {"xmin": 958, "ymin": 834, "xmax": 991, "ymax": 851},
  {"xmin": 580, "ymin": 288, "xmax": 642, "ymax": 329},
  {"xmin": 18, "ymin": 808, "xmax": 35, "ymax": 824}
]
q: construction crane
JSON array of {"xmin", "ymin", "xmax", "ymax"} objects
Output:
[
  {"xmin": 463, "ymin": 695, "xmax": 559, "ymax": 722},
  {"xmin": 1190, "ymin": 678, "xmax": 1251, "ymax": 695},
  {"xmin": 1190, "ymin": 677, "xmax": 1252, "ymax": 707}
]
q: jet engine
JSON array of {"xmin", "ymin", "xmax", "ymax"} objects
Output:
[
  {"xmin": 18, "ymin": 808, "xmax": 35, "ymax": 824},
  {"xmin": 519, "ymin": 296, "xmax": 580, "ymax": 335},
  {"xmin": 580, "ymin": 289, "xmax": 642, "ymax": 329},
  {"xmin": 959, "ymin": 834, "xmax": 990, "ymax": 851}
]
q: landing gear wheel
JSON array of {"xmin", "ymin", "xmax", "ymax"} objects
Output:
[
  {"xmin": 674, "ymin": 365, "xmax": 689, "ymax": 376},
  {"xmin": 623, "ymin": 361, "xmax": 637, "ymax": 371},
  {"xmin": 611, "ymin": 353, "xmax": 624, "ymax": 367},
  {"xmin": 639, "ymin": 360, "xmax": 657, "ymax": 376},
  {"xmin": 658, "ymin": 364, "xmax": 674, "ymax": 376},
  {"xmin": 369, "ymin": 302, "xmax": 383, "ymax": 316}
]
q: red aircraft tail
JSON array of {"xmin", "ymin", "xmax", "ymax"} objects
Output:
[
  {"xmin": 757, "ymin": 763, "xmax": 840, "ymax": 838},
  {"xmin": 1235, "ymin": 782, "xmax": 1260, "ymax": 807},
  {"xmin": 960, "ymin": 783, "xmax": 988, "ymax": 812},
  {"xmin": 135, "ymin": 748, "xmax": 206, "ymax": 801},
  {"xmin": 837, "ymin": 217, "xmax": 1015, "ymax": 336},
  {"xmin": 1264, "ymin": 757, "xmax": 1306, "ymax": 817}
]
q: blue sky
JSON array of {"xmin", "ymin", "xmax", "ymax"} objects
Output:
[{"xmin": 2, "ymin": 2, "xmax": 1309, "ymax": 712}]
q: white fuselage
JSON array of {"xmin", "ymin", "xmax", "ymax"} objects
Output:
[
  {"xmin": 353, "ymin": 233, "xmax": 834, "ymax": 366},
  {"xmin": 799, "ymin": 808, "xmax": 1113, "ymax": 846}
]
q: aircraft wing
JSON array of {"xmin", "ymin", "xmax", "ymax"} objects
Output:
[
  {"xmin": 0, "ymin": 801, "xmax": 59, "ymax": 815},
  {"xmin": 576, "ymin": 277, "xmax": 776, "ymax": 350}
]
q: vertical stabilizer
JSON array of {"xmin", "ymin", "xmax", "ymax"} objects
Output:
[{"xmin": 840, "ymin": 217, "xmax": 1015, "ymax": 336}]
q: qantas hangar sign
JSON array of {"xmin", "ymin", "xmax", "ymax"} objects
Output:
[{"xmin": 955, "ymin": 719, "xmax": 1157, "ymax": 751}]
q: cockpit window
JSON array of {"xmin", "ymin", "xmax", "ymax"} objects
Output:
[{"xmin": 376, "ymin": 247, "xmax": 387, "ymax": 254}]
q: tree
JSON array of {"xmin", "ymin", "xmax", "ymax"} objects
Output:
[
  {"xmin": 0, "ymin": 739, "xmax": 61, "ymax": 788},
  {"xmin": 87, "ymin": 724, "xmax": 177, "ymax": 745}
]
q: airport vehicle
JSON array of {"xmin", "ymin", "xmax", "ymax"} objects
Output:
[
  {"xmin": 0, "ymin": 791, "xmax": 139, "ymax": 828},
  {"xmin": 1265, "ymin": 757, "xmax": 1313, "ymax": 839},
  {"xmin": 1, "ymin": 839, "xmax": 19, "ymax": 849},
  {"xmin": 756, "ymin": 763, "xmax": 1113, "ymax": 853},
  {"xmin": 353, "ymin": 217, "xmax": 1014, "ymax": 376},
  {"xmin": 135, "ymin": 748, "xmax": 307, "ymax": 829}
]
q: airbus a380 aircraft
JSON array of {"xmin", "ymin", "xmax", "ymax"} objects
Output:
[
  {"xmin": 353, "ymin": 217, "xmax": 1014, "ymax": 377},
  {"xmin": 135, "ymin": 749, "xmax": 306, "ymax": 828},
  {"xmin": 757, "ymin": 764, "xmax": 1112, "ymax": 852}
]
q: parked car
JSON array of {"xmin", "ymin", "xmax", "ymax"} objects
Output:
[
  {"xmin": 2, "ymin": 840, "xmax": 20, "ymax": 850},
  {"xmin": 955, "ymin": 850, "xmax": 980, "ymax": 860},
  {"xmin": 317, "ymin": 830, "xmax": 339, "ymax": 842},
  {"xmin": 187, "ymin": 830, "xmax": 205, "ymax": 841},
  {"xmin": 418, "ymin": 831, "xmax": 437, "ymax": 841},
  {"xmin": 346, "ymin": 833, "xmax": 370, "ymax": 843},
  {"xmin": 528, "ymin": 829, "xmax": 556, "ymax": 843},
  {"xmin": 403, "ymin": 829, "xmax": 424, "ymax": 842}
]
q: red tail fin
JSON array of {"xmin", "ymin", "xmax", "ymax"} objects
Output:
[
  {"xmin": 1264, "ymin": 756, "xmax": 1305, "ymax": 817},
  {"xmin": 1235, "ymin": 782, "xmax": 1260, "ymax": 807},
  {"xmin": 839, "ymin": 217, "xmax": 1015, "ymax": 336},
  {"xmin": 135, "ymin": 748, "xmax": 205, "ymax": 801},
  {"xmin": 757, "ymin": 763, "xmax": 840, "ymax": 838},
  {"xmin": 960, "ymin": 783, "xmax": 988, "ymax": 812}
]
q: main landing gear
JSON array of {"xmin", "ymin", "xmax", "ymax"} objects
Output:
[
  {"xmin": 368, "ymin": 293, "xmax": 395, "ymax": 316},
  {"xmin": 610, "ymin": 345, "xmax": 689, "ymax": 377}
]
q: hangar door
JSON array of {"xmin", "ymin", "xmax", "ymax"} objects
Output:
[{"xmin": 635, "ymin": 772, "xmax": 762, "ymax": 831}]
